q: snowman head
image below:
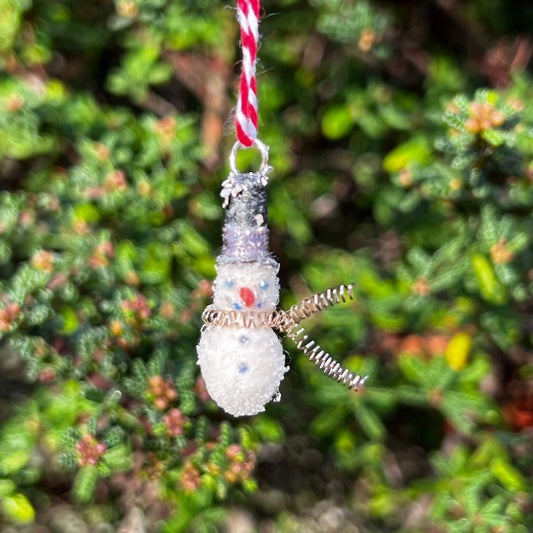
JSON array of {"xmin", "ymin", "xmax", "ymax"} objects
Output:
[{"xmin": 213, "ymin": 262, "xmax": 279, "ymax": 312}]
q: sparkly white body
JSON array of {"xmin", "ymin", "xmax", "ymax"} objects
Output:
[{"xmin": 197, "ymin": 263, "xmax": 288, "ymax": 416}]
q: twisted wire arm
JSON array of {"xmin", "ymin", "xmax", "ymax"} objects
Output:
[
  {"xmin": 286, "ymin": 326, "xmax": 367, "ymax": 390},
  {"xmin": 287, "ymin": 282, "xmax": 356, "ymax": 323}
]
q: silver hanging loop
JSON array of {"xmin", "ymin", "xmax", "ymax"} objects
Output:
[{"xmin": 229, "ymin": 138, "xmax": 272, "ymax": 177}]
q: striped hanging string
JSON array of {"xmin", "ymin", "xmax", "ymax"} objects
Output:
[{"xmin": 235, "ymin": 0, "xmax": 260, "ymax": 147}]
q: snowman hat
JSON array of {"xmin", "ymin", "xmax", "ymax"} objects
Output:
[{"xmin": 217, "ymin": 170, "xmax": 278, "ymax": 267}]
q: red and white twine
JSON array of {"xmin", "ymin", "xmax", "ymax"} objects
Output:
[{"xmin": 235, "ymin": 0, "xmax": 260, "ymax": 147}]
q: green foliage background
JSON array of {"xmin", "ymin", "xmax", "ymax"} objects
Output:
[{"xmin": 1, "ymin": 0, "xmax": 533, "ymax": 531}]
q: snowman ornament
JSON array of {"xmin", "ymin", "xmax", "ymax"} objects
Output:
[{"xmin": 197, "ymin": 141, "xmax": 367, "ymax": 417}]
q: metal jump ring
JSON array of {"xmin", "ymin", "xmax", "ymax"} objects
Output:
[{"xmin": 229, "ymin": 139, "xmax": 270, "ymax": 176}]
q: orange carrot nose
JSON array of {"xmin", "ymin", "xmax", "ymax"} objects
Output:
[{"xmin": 239, "ymin": 287, "xmax": 255, "ymax": 307}]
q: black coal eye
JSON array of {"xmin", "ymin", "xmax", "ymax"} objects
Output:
[
  {"xmin": 225, "ymin": 280, "xmax": 234, "ymax": 287},
  {"xmin": 259, "ymin": 280, "xmax": 268, "ymax": 290}
]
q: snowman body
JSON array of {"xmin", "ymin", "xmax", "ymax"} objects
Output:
[{"xmin": 197, "ymin": 326, "xmax": 285, "ymax": 416}]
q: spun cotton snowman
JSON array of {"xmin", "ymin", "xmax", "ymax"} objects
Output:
[
  {"xmin": 197, "ymin": 159, "xmax": 288, "ymax": 417},
  {"xmin": 197, "ymin": 141, "xmax": 367, "ymax": 417}
]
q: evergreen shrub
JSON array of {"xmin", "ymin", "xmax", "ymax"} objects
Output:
[{"xmin": 0, "ymin": 0, "xmax": 532, "ymax": 531}]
